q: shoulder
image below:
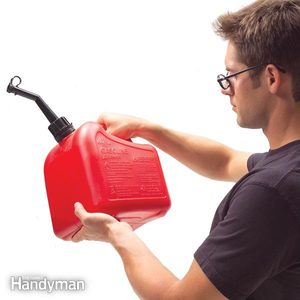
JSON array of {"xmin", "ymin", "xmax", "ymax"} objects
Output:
[
  {"xmin": 195, "ymin": 181, "xmax": 300, "ymax": 299},
  {"xmin": 246, "ymin": 151, "xmax": 300, "ymax": 192},
  {"xmin": 247, "ymin": 152, "xmax": 267, "ymax": 171},
  {"xmin": 247, "ymin": 141, "xmax": 300, "ymax": 173},
  {"xmin": 229, "ymin": 182, "xmax": 290, "ymax": 222}
]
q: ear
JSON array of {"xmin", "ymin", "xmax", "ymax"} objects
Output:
[{"xmin": 264, "ymin": 64, "xmax": 282, "ymax": 94}]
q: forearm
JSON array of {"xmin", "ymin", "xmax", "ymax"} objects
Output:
[
  {"xmin": 73, "ymin": 202, "xmax": 228, "ymax": 300},
  {"xmin": 136, "ymin": 123, "xmax": 236, "ymax": 181},
  {"xmin": 109, "ymin": 222, "xmax": 178, "ymax": 300},
  {"xmin": 98, "ymin": 113, "xmax": 250, "ymax": 181}
]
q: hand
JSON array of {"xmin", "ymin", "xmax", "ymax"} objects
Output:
[
  {"xmin": 72, "ymin": 202, "xmax": 123, "ymax": 243},
  {"xmin": 97, "ymin": 112, "xmax": 151, "ymax": 140}
]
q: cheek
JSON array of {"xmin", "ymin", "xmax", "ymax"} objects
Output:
[{"xmin": 233, "ymin": 79, "xmax": 254, "ymax": 106}]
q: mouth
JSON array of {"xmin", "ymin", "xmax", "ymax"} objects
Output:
[
  {"xmin": 231, "ymin": 103, "xmax": 237, "ymax": 111},
  {"xmin": 229, "ymin": 98, "xmax": 237, "ymax": 110}
]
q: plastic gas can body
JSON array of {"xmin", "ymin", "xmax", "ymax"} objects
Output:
[{"xmin": 44, "ymin": 122, "xmax": 171, "ymax": 240}]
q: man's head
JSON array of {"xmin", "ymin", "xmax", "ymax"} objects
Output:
[{"xmin": 214, "ymin": 0, "xmax": 300, "ymax": 129}]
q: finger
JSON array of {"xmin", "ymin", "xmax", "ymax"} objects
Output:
[
  {"xmin": 71, "ymin": 228, "xmax": 83, "ymax": 243},
  {"xmin": 97, "ymin": 113, "xmax": 108, "ymax": 129},
  {"xmin": 74, "ymin": 202, "xmax": 89, "ymax": 222}
]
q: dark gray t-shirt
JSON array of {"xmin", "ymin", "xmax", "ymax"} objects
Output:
[{"xmin": 194, "ymin": 140, "xmax": 300, "ymax": 300}]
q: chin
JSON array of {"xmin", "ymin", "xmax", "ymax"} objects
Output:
[{"xmin": 237, "ymin": 118, "xmax": 261, "ymax": 129}]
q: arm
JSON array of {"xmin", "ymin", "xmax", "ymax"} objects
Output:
[
  {"xmin": 72, "ymin": 202, "xmax": 228, "ymax": 300},
  {"xmin": 98, "ymin": 113, "xmax": 251, "ymax": 182}
]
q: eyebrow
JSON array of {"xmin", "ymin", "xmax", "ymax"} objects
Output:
[{"xmin": 225, "ymin": 66, "xmax": 235, "ymax": 71}]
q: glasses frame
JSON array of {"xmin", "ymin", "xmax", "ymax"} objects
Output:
[{"xmin": 217, "ymin": 64, "xmax": 286, "ymax": 90}]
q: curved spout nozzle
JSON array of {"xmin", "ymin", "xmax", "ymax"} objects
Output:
[
  {"xmin": 7, "ymin": 76, "xmax": 75, "ymax": 143},
  {"xmin": 7, "ymin": 76, "xmax": 58, "ymax": 123}
]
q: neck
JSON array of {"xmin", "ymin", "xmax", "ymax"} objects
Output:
[{"xmin": 263, "ymin": 104, "xmax": 300, "ymax": 150}]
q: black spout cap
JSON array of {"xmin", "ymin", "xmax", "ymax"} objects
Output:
[
  {"xmin": 7, "ymin": 76, "xmax": 75, "ymax": 143},
  {"xmin": 48, "ymin": 117, "xmax": 75, "ymax": 143}
]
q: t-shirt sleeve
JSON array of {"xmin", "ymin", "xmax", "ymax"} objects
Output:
[{"xmin": 194, "ymin": 183, "xmax": 299, "ymax": 300}]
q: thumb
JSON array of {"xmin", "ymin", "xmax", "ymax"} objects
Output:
[{"xmin": 74, "ymin": 202, "xmax": 89, "ymax": 222}]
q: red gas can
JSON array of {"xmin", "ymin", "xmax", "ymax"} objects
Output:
[
  {"xmin": 7, "ymin": 76, "xmax": 171, "ymax": 240},
  {"xmin": 44, "ymin": 122, "xmax": 171, "ymax": 240}
]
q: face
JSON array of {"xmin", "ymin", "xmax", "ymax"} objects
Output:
[{"xmin": 222, "ymin": 42, "xmax": 271, "ymax": 129}]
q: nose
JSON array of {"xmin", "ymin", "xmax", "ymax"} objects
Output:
[{"xmin": 221, "ymin": 87, "xmax": 233, "ymax": 96}]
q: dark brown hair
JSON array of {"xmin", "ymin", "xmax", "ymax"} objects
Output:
[{"xmin": 214, "ymin": 0, "xmax": 300, "ymax": 101}]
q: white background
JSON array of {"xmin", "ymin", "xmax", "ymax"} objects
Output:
[{"xmin": 1, "ymin": 0, "xmax": 268, "ymax": 299}]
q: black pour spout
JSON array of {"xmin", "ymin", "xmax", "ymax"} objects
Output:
[{"xmin": 7, "ymin": 76, "xmax": 75, "ymax": 143}]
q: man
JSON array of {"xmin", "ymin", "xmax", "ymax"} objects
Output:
[{"xmin": 72, "ymin": 0, "xmax": 300, "ymax": 299}]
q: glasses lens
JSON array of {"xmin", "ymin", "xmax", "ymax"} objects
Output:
[{"xmin": 217, "ymin": 74, "xmax": 230, "ymax": 89}]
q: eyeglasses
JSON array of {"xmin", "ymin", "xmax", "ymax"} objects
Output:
[{"xmin": 217, "ymin": 64, "xmax": 286, "ymax": 90}]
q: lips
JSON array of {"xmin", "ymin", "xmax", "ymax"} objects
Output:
[
  {"xmin": 229, "ymin": 97, "xmax": 237, "ymax": 110},
  {"xmin": 230, "ymin": 102, "xmax": 237, "ymax": 111}
]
